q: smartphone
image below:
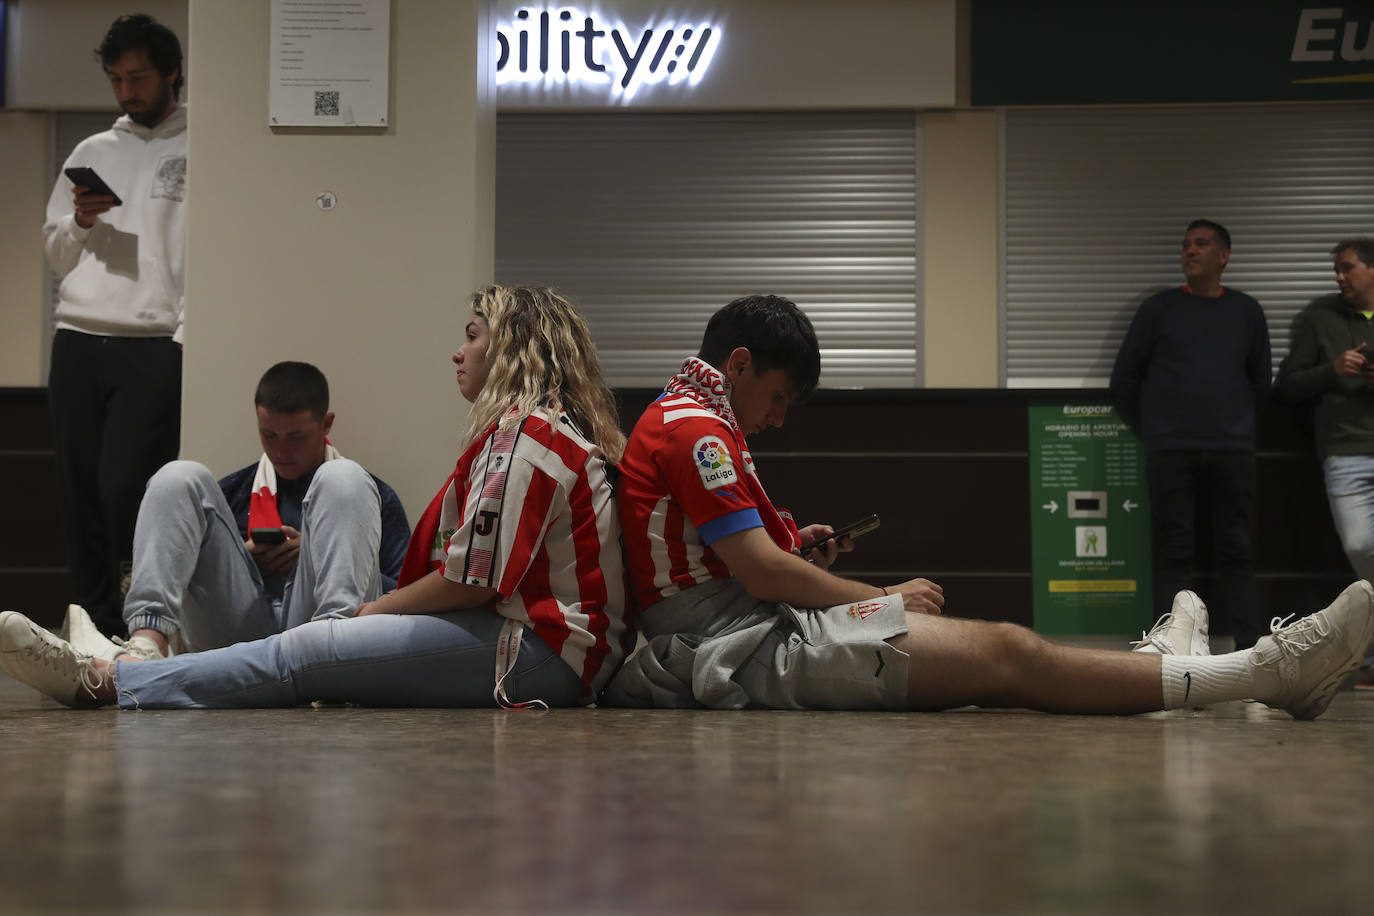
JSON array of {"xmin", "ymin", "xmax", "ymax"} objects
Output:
[
  {"xmin": 800, "ymin": 514, "xmax": 881, "ymax": 554},
  {"xmin": 64, "ymin": 166, "xmax": 123, "ymax": 206},
  {"xmin": 250, "ymin": 527, "xmax": 288, "ymax": 546}
]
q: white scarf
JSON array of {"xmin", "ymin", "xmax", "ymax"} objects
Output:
[{"xmin": 247, "ymin": 442, "xmax": 343, "ymax": 530}]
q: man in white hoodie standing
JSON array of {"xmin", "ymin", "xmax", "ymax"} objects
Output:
[{"xmin": 42, "ymin": 14, "xmax": 188, "ymax": 638}]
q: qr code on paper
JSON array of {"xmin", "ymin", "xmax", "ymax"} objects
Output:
[{"xmin": 314, "ymin": 90, "xmax": 340, "ymax": 116}]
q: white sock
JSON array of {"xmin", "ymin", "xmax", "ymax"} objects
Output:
[
  {"xmin": 1160, "ymin": 650, "xmax": 1279, "ymax": 708},
  {"xmin": 124, "ymin": 633, "xmax": 169, "ymax": 660}
]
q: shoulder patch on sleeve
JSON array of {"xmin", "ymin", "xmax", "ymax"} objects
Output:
[{"xmin": 691, "ymin": 435, "xmax": 739, "ymax": 491}]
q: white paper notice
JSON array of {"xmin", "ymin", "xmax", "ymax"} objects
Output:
[{"xmin": 269, "ymin": 0, "xmax": 391, "ymax": 126}]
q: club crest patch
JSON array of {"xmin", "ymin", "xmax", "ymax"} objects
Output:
[
  {"xmin": 692, "ymin": 435, "xmax": 737, "ymax": 490},
  {"xmin": 848, "ymin": 601, "xmax": 885, "ymax": 620}
]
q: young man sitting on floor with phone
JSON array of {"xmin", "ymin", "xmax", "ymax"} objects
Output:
[
  {"xmin": 61, "ymin": 361, "xmax": 410, "ymax": 661},
  {"xmin": 604, "ymin": 294, "xmax": 1374, "ymax": 718}
]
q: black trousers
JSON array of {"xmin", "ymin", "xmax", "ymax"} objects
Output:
[
  {"xmin": 1145, "ymin": 449, "xmax": 1263, "ymax": 649},
  {"xmin": 48, "ymin": 330, "xmax": 182, "ymax": 637}
]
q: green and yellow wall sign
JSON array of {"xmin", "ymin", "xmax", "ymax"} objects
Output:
[
  {"xmin": 973, "ymin": 2, "xmax": 1374, "ymax": 105},
  {"xmin": 1028, "ymin": 404, "xmax": 1153, "ymax": 635}
]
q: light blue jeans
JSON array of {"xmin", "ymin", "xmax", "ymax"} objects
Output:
[
  {"xmin": 1323, "ymin": 454, "xmax": 1374, "ymax": 666},
  {"xmin": 113, "ymin": 609, "xmax": 583, "ymax": 708},
  {"xmin": 1322, "ymin": 455, "xmax": 1374, "ymax": 583},
  {"xmin": 123, "ymin": 460, "xmax": 383, "ymax": 650}
]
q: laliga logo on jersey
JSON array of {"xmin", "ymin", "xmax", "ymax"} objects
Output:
[
  {"xmin": 697, "ymin": 440, "xmax": 725, "ymax": 469},
  {"xmin": 495, "ymin": 7, "xmax": 722, "ymax": 102},
  {"xmin": 693, "ymin": 436, "xmax": 737, "ymax": 490}
]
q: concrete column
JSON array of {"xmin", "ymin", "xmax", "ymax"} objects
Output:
[
  {"xmin": 0, "ymin": 112, "xmax": 50, "ymax": 386},
  {"xmin": 183, "ymin": 0, "xmax": 495, "ymax": 518},
  {"xmin": 922, "ymin": 109, "xmax": 999, "ymax": 388}
]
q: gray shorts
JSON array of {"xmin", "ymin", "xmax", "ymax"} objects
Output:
[{"xmin": 604, "ymin": 578, "xmax": 910, "ymax": 710}]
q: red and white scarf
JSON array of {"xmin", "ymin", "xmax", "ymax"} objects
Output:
[
  {"xmin": 663, "ymin": 357, "xmax": 742, "ymax": 435},
  {"xmin": 246, "ymin": 442, "xmax": 343, "ymax": 531}
]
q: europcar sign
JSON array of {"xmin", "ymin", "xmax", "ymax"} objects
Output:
[
  {"xmin": 1291, "ymin": 7, "xmax": 1374, "ymax": 74},
  {"xmin": 972, "ymin": 1, "xmax": 1374, "ymax": 105}
]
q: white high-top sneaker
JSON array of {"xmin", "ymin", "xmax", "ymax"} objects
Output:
[
  {"xmin": 59, "ymin": 604, "xmax": 169, "ymax": 662},
  {"xmin": 1253, "ymin": 581, "xmax": 1374, "ymax": 720},
  {"xmin": 1132, "ymin": 590, "xmax": 1211, "ymax": 656},
  {"xmin": 58, "ymin": 605, "xmax": 122, "ymax": 661}
]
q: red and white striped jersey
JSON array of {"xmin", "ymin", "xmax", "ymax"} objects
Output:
[
  {"xmin": 403, "ymin": 409, "xmax": 630, "ymax": 702},
  {"xmin": 619, "ymin": 382, "xmax": 800, "ymax": 614}
]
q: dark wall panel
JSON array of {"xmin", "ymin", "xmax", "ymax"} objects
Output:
[
  {"xmin": 0, "ymin": 453, "xmax": 64, "ymax": 566},
  {"xmin": 759, "ymin": 454, "xmax": 1028, "ymax": 575},
  {"xmin": 3, "ymin": 386, "xmax": 1356, "ymax": 635},
  {"xmin": 1, "ymin": 389, "xmax": 65, "ymax": 629}
]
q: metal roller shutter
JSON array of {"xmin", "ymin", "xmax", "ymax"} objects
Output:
[
  {"xmin": 1002, "ymin": 103, "xmax": 1374, "ymax": 387},
  {"xmin": 496, "ymin": 111, "xmax": 923, "ymax": 388}
]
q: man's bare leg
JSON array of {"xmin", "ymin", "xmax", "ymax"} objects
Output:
[
  {"xmin": 891, "ymin": 580, "xmax": 1374, "ymax": 719},
  {"xmin": 891, "ymin": 614, "xmax": 1162, "ymax": 714}
]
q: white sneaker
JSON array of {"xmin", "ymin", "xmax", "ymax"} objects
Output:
[
  {"xmin": 58, "ymin": 605, "xmax": 169, "ymax": 662},
  {"xmin": 1132, "ymin": 590, "xmax": 1211, "ymax": 656},
  {"xmin": 1253, "ymin": 580, "xmax": 1374, "ymax": 721},
  {"xmin": 58, "ymin": 604, "xmax": 122, "ymax": 662},
  {"xmin": 0, "ymin": 611, "xmax": 111, "ymax": 707},
  {"xmin": 119, "ymin": 634, "xmax": 170, "ymax": 661}
]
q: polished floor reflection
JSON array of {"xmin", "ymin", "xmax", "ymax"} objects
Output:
[{"xmin": 1, "ymin": 671, "xmax": 1372, "ymax": 914}]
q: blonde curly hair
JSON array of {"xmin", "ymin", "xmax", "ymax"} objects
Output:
[{"xmin": 462, "ymin": 285, "xmax": 625, "ymax": 463}]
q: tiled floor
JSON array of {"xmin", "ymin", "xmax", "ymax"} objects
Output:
[{"xmin": 1, "ymin": 670, "xmax": 1371, "ymax": 914}]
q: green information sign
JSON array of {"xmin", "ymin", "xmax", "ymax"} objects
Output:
[
  {"xmin": 1028, "ymin": 404, "xmax": 1153, "ymax": 635},
  {"xmin": 973, "ymin": 1, "xmax": 1374, "ymax": 105}
]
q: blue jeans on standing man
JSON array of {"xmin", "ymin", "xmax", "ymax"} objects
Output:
[
  {"xmin": 1322, "ymin": 454, "xmax": 1374, "ymax": 667},
  {"xmin": 1322, "ymin": 455, "xmax": 1374, "ymax": 584}
]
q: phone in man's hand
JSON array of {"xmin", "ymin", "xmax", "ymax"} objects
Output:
[
  {"xmin": 800, "ymin": 514, "xmax": 881, "ymax": 554},
  {"xmin": 64, "ymin": 166, "xmax": 123, "ymax": 205},
  {"xmin": 250, "ymin": 527, "xmax": 288, "ymax": 547}
]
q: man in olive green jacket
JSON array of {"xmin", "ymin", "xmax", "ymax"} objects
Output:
[{"xmin": 1278, "ymin": 238, "xmax": 1374, "ymax": 608}]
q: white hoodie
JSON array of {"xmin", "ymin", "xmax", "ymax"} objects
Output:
[{"xmin": 42, "ymin": 106, "xmax": 187, "ymax": 342}]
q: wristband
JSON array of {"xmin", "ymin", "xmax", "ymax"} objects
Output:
[{"xmin": 880, "ymin": 585, "xmax": 889, "ymax": 597}]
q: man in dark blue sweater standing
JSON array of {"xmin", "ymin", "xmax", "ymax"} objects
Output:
[{"xmin": 1111, "ymin": 220, "xmax": 1273, "ymax": 649}]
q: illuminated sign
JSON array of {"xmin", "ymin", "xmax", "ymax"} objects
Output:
[
  {"xmin": 1290, "ymin": 7, "xmax": 1374, "ymax": 82},
  {"xmin": 495, "ymin": 7, "xmax": 721, "ymax": 101}
]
